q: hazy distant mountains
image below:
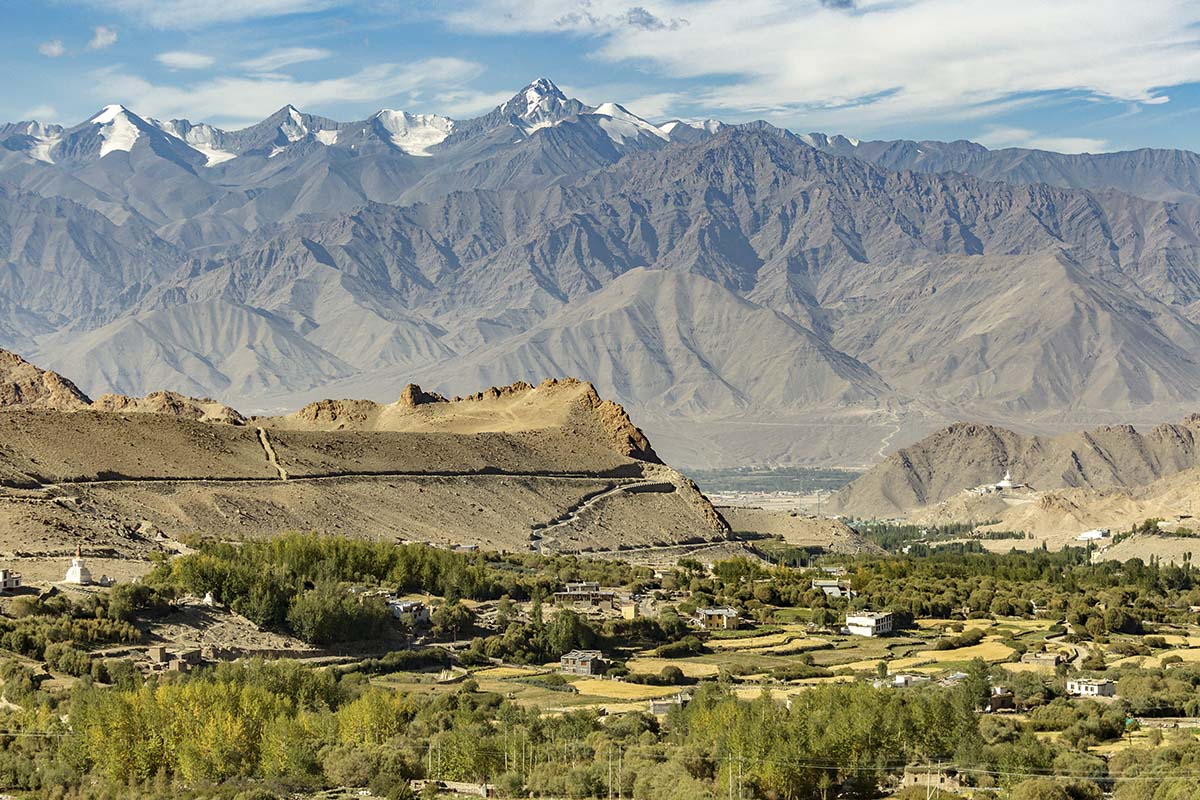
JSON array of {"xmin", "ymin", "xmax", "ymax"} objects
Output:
[{"xmin": 4, "ymin": 78, "xmax": 1200, "ymax": 467}]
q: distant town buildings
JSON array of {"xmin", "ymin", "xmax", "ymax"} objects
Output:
[
  {"xmin": 846, "ymin": 611, "xmax": 894, "ymax": 637},
  {"xmin": 559, "ymin": 649, "xmax": 607, "ymax": 676},
  {"xmin": 1066, "ymin": 678, "xmax": 1116, "ymax": 698},
  {"xmin": 966, "ymin": 470, "xmax": 1029, "ymax": 496},
  {"xmin": 695, "ymin": 606, "xmax": 741, "ymax": 631}
]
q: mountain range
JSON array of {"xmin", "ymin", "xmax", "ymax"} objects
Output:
[{"xmin": 4, "ymin": 78, "xmax": 1200, "ymax": 468}]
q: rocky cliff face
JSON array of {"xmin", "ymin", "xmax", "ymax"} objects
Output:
[{"xmin": 0, "ymin": 348, "xmax": 91, "ymax": 409}]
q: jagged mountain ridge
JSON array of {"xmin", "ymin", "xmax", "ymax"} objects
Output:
[{"xmin": 6, "ymin": 79, "xmax": 1200, "ymax": 465}]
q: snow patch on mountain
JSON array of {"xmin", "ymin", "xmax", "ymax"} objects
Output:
[
  {"xmin": 373, "ymin": 110, "xmax": 454, "ymax": 156},
  {"xmin": 152, "ymin": 119, "xmax": 237, "ymax": 166},
  {"xmin": 280, "ymin": 107, "xmax": 307, "ymax": 142},
  {"xmin": 314, "ymin": 129, "xmax": 338, "ymax": 146},
  {"xmin": 587, "ymin": 102, "xmax": 667, "ymax": 144},
  {"xmin": 659, "ymin": 119, "xmax": 725, "ymax": 139},
  {"xmin": 92, "ymin": 105, "xmax": 141, "ymax": 157}
]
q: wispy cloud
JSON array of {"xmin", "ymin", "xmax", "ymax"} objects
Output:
[
  {"xmin": 76, "ymin": 0, "xmax": 342, "ymax": 29},
  {"xmin": 976, "ymin": 125, "xmax": 1109, "ymax": 154},
  {"xmin": 92, "ymin": 57, "xmax": 485, "ymax": 125},
  {"xmin": 87, "ymin": 25, "xmax": 118, "ymax": 50},
  {"xmin": 38, "ymin": 40, "xmax": 66, "ymax": 58},
  {"xmin": 240, "ymin": 47, "xmax": 332, "ymax": 72},
  {"xmin": 156, "ymin": 51, "xmax": 215, "ymax": 70},
  {"xmin": 21, "ymin": 104, "xmax": 59, "ymax": 121},
  {"xmin": 438, "ymin": 0, "xmax": 1200, "ymax": 131}
]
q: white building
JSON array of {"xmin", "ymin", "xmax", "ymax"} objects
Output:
[
  {"xmin": 1066, "ymin": 678, "xmax": 1116, "ymax": 698},
  {"xmin": 0, "ymin": 569, "xmax": 21, "ymax": 592},
  {"xmin": 63, "ymin": 546, "xmax": 93, "ymax": 586},
  {"xmin": 388, "ymin": 600, "xmax": 431, "ymax": 627},
  {"xmin": 846, "ymin": 611, "xmax": 895, "ymax": 637},
  {"xmin": 1076, "ymin": 529, "xmax": 1110, "ymax": 542}
]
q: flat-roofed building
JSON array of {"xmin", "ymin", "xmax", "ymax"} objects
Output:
[{"xmin": 846, "ymin": 611, "xmax": 894, "ymax": 637}]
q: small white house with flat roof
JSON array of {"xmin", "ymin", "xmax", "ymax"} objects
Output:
[
  {"xmin": 846, "ymin": 611, "xmax": 894, "ymax": 637},
  {"xmin": 1067, "ymin": 678, "xmax": 1115, "ymax": 698}
]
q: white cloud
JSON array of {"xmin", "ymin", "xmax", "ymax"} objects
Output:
[
  {"xmin": 156, "ymin": 51, "xmax": 216, "ymax": 70},
  {"xmin": 21, "ymin": 105, "xmax": 59, "ymax": 121},
  {"xmin": 240, "ymin": 47, "xmax": 332, "ymax": 72},
  {"xmin": 76, "ymin": 0, "xmax": 341, "ymax": 29},
  {"xmin": 91, "ymin": 57, "xmax": 485, "ymax": 125},
  {"xmin": 87, "ymin": 25, "xmax": 118, "ymax": 50},
  {"xmin": 438, "ymin": 0, "xmax": 1200, "ymax": 131},
  {"xmin": 38, "ymin": 40, "xmax": 66, "ymax": 58},
  {"xmin": 977, "ymin": 126, "xmax": 1109, "ymax": 154}
]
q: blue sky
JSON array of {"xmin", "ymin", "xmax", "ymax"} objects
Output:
[{"xmin": 4, "ymin": 0, "xmax": 1200, "ymax": 153}]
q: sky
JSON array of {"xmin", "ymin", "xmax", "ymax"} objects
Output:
[{"xmin": 4, "ymin": 0, "xmax": 1200, "ymax": 153}]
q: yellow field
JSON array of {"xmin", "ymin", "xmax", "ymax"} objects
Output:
[
  {"xmin": 571, "ymin": 679, "xmax": 685, "ymax": 700},
  {"xmin": 888, "ymin": 640, "xmax": 1015, "ymax": 671},
  {"xmin": 473, "ymin": 666, "xmax": 541, "ymax": 679},
  {"xmin": 1000, "ymin": 662, "xmax": 1056, "ymax": 674},
  {"xmin": 837, "ymin": 658, "xmax": 885, "ymax": 672},
  {"xmin": 1112, "ymin": 647, "xmax": 1200, "ymax": 669},
  {"xmin": 708, "ymin": 632, "xmax": 798, "ymax": 650},
  {"xmin": 626, "ymin": 657, "xmax": 721, "ymax": 677}
]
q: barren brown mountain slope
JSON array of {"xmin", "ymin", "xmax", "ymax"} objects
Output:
[
  {"xmin": 717, "ymin": 506, "xmax": 884, "ymax": 555},
  {"xmin": 0, "ymin": 354, "xmax": 729, "ymax": 568},
  {"xmin": 906, "ymin": 466, "xmax": 1200, "ymax": 561},
  {"xmin": 830, "ymin": 417, "xmax": 1200, "ymax": 517},
  {"xmin": 0, "ymin": 349, "xmax": 91, "ymax": 409}
]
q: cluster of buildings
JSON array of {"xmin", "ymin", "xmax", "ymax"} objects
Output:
[{"xmin": 966, "ymin": 470, "xmax": 1030, "ymax": 496}]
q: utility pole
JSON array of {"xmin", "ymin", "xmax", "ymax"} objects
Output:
[
  {"xmin": 608, "ymin": 749, "xmax": 613, "ymax": 800},
  {"xmin": 618, "ymin": 747, "xmax": 623, "ymax": 800},
  {"xmin": 729, "ymin": 753, "xmax": 734, "ymax": 800}
]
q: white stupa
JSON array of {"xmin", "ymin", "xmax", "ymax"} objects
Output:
[
  {"xmin": 996, "ymin": 470, "xmax": 1015, "ymax": 490},
  {"xmin": 64, "ymin": 545, "xmax": 93, "ymax": 586}
]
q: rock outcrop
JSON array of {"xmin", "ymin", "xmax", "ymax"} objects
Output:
[
  {"xmin": 93, "ymin": 391, "xmax": 245, "ymax": 425},
  {"xmin": 0, "ymin": 348, "xmax": 92, "ymax": 410}
]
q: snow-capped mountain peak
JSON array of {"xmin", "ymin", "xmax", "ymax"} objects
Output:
[
  {"xmin": 280, "ymin": 105, "xmax": 308, "ymax": 142},
  {"xmin": 372, "ymin": 109, "xmax": 455, "ymax": 156},
  {"xmin": 587, "ymin": 102, "xmax": 668, "ymax": 144},
  {"xmin": 89, "ymin": 104, "xmax": 144, "ymax": 157}
]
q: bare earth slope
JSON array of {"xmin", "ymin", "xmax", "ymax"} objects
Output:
[
  {"xmin": 717, "ymin": 506, "xmax": 884, "ymax": 555},
  {"xmin": 0, "ymin": 354, "xmax": 729, "ymax": 567},
  {"xmin": 830, "ymin": 417, "xmax": 1200, "ymax": 517}
]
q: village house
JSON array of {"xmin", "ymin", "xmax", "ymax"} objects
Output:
[
  {"xmin": 1020, "ymin": 650, "xmax": 1063, "ymax": 667},
  {"xmin": 388, "ymin": 599, "xmax": 431, "ymax": 627},
  {"xmin": 695, "ymin": 606, "xmax": 740, "ymax": 631},
  {"xmin": 1077, "ymin": 528, "xmax": 1110, "ymax": 542},
  {"xmin": 901, "ymin": 766, "xmax": 964, "ymax": 794},
  {"xmin": 811, "ymin": 578, "xmax": 854, "ymax": 598},
  {"xmin": 648, "ymin": 692, "xmax": 692, "ymax": 715},
  {"xmin": 560, "ymin": 649, "xmax": 607, "ymax": 676},
  {"xmin": 985, "ymin": 687, "xmax": 1017, "ymax": 712},
  {"xmin": 553, "ymin": 582, "xmax": 616, "ymax": 609},
  {"xmin": 1067, "ymin": 678, "xmax": 1116, "ymax": 698},
  {"xmin": 0, "ymin": 569, "xmax": 21, "ymax": 592},
  {"xmin": 846, "ymin": 611, "xmax": 894, "ymax": 637}
]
